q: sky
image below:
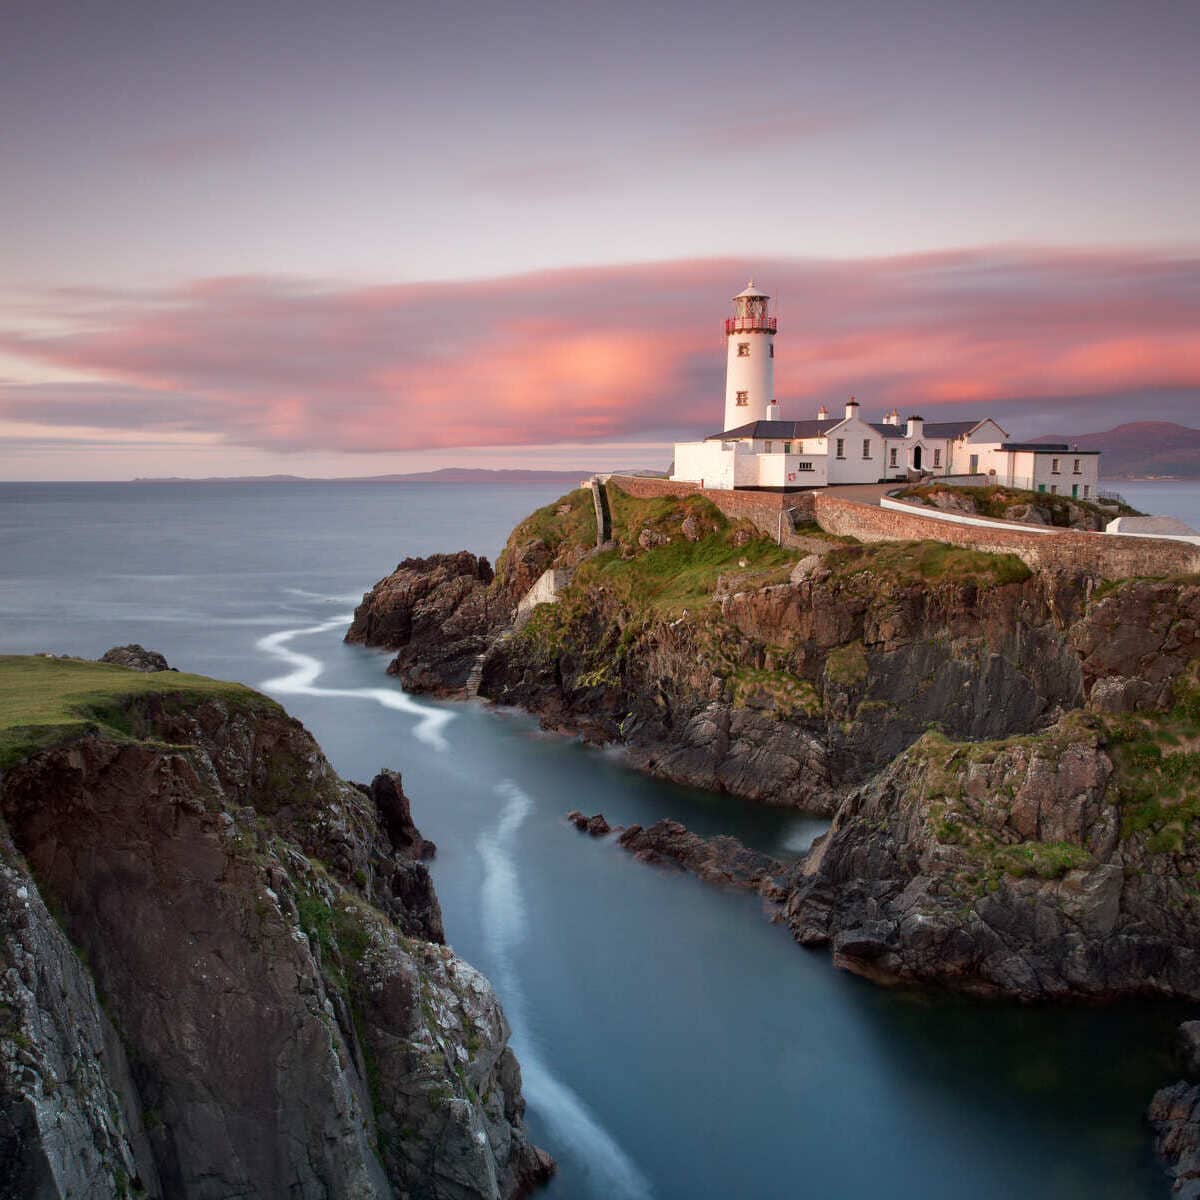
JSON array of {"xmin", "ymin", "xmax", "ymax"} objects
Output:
[{"xmin": 1, "ymin": 0, "xmax": 1197, "ymax": 480}]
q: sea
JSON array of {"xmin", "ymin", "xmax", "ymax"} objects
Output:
[{"xmin": 1, "ymin": 477, "xmax": 1198, "ymax": 1200}]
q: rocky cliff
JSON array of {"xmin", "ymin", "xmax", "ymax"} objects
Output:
[
  {"xmin": 0, "ymin": 654, "xmax": 550, "ymax": 1199},
  {"xmin": 347, "ymin": 486, "xmax": 1200, "ymax": 1003}
]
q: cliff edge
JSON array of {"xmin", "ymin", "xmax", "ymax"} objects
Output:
[{"xmin": 0, "ymin": 654, "xmax": 550, "ymax": 1199}]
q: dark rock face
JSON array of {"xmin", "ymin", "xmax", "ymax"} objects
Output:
[
  {"xmin": 0, "ymin": 697, "xmax": 549, "ymax": 1199},
  {"xmin": 99, "ymin": 644, "xmax": 171, "ymax": 672},
  {"xmin": 1151, "ymin": 1080, "xmax": 1200, "ymax": 1198},
  {"xmin": 617, "ymin": 820, "xmax": 785, "ymax": 894},
  {"xmin": 345, "ymin": 553, "xmax": 508, "ymax": 695}
]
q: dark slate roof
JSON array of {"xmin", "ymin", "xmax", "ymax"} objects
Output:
[
  {"xmin": 1002, "ymin": 442, "xmax": 1101, "ymax": 454},
  {"xmin": 707, "ymin": 419, "xmax": 842, "ymax": 440},
  {"xmin": 922, "ymin": 420, "xmax": 981, "ymax": 438}
]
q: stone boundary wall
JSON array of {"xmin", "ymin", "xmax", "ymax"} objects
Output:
[
  {"xmin": 814, "ymin": 493, "xmax": 1200, "ymax": 578},
  {"xmin": 605, "ymin": 475, "xmax": 1200, "ymax": 578}
]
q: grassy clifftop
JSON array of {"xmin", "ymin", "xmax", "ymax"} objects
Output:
[{"xmin": 0, "ymin": 654, "xmax": 280, "ymax": 768}]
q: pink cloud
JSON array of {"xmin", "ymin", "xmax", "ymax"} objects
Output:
[{"xmin": 2, "ymin": 249, "xmax": 1199, "ymax": 455}]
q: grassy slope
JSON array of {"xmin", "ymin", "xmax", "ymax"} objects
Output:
[
  {"xmin": 0, "ymin": 655, "xmax": 279, "ymax": 769},
  {"xmin": 493, "ymin": 487, "xmax": 596, "ymax": 586}
]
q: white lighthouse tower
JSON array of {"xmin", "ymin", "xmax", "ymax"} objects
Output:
[{"xmin": 722, "ymin": 280, "xmax": 777, "ymax": 431}]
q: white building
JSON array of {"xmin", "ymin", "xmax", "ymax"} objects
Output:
[{"xmin": 671, "ymin": 284, "xmax": 1102, "ymax": 497}]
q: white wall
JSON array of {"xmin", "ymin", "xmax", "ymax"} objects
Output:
[
  {"xmin": 723, "ymin": 331, "xmax": 775, "ymax": 430},
  {"xmin": 672, "ymin": 440, "xmax": 737, "ymax": 489}
]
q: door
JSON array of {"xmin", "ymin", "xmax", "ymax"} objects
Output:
[
  {"xmin": 1038, "ymin": 483, "xmax": 1046, "ymax": 493},
  {"xmin": 913, "ymin": 445, "xmax": 922, "ymax": 470},
  {"xmin": 1072, "ymin": 484, "xmax": 1079, "ymax": 498}
]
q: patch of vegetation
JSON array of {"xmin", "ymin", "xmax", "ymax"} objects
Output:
[
  {"xmin": 896, "ymin": 482, "xmax": 1141, "ymax": 525},
  {"xmin": 494, "ymin": 487, "xmax": 596, "ymax": 584},
  {"xmin": 0, "ymin": 655, "xmax": 281, "ymax": 770},
  {"xmin": 729, "ymin": 667, "xmax": 820, "ymax": 717},
  {"xmin": 823, "ymin": 539, "xmax": 1032, "ymax": 588},
  {"xmin": 1104, "ymin": 668, "xmax": 1200, "ymax": 848},
  {"xmin": 992, "ymin": 840, "xmax": 1093, "ymax": 879},
  {"xmin": 824, "ymin": 641, "xmax": 869, "ymax": 687}
]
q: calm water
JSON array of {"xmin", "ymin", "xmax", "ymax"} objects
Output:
[{"xmin": 1, "ymin": 478, "xmax": 1197, "ymax": 1199}]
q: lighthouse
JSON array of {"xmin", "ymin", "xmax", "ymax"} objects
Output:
[{"xmin": 722, "ymin": 280, "xmax": 777, "ymax": 431}]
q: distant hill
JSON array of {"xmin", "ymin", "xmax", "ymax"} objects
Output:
[
  {"xmin": 1032, "ymin": 422, "xmax": 1200, "ymax": 479},
  {"xmin": 133, "ymin": 468, "xmax": 592, "ymax": 485}
]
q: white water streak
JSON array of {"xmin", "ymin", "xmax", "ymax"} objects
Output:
[
  {"xmin": 479, "ymin": 781, "xmax": 654, "ymax": 1200},
  {"xmin": 256, "ymin": 614, "xmax": 454, "ymax": 750}
]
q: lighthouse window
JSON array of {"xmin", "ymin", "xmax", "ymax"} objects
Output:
[
  {"xmin": 769, "ymin": 343, "xmax": 774, "ymax": 358},
  {"xmin": 737, "ymin": 343, "xmax": 750, "ymax": 357},
  {"xmin": 735, "ymin": 390, "xmax": 749, "ymax": 407}
]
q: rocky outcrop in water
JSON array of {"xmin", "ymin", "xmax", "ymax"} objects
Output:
[
  {"xmin": 616, "ymin": 820, "xmax": 785, "ymax": 895},
  {"xmin": 0, "ymin": 659, "xmax": 551, "ymax": 1199}
]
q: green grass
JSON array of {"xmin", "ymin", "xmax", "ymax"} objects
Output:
[
  {"xmin": 823, "ymin": 539, "xmax": 1032, "ymax": 588},
  {"xmin": 0, "ymin": 654, "xmax": 279, "ymax": 769},
  {"xmin": 729, "ymin": 667, "xmax": 820, "ymax": 717},
  {"xmin": 825, "ymin": 641, "xmax": 869, "ymax": 687},
  {"xmin": 494, "ymin": 487, "xmax": 596, "ymax": 583}
]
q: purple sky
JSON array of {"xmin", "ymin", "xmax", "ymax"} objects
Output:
[{"xmin": 2, "ymin": 0, "xmax": 1198, "ymax": 478}]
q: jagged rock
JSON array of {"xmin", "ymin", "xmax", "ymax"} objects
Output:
[
  {"xmin": 1150, "ymin": 1080, "xmax": 1200, "ymax": 1198},
  {"xmin": 585, "ymin": 814, "xmax": 611, "ymax": 837},
  {"xmin": 638, "ymin": 528, "xmax": 670, "ymax": 550},
  {"xmin": 99, "ymin": 644, "xmax": 171, "ymax": 672},
  {"xmin": 616, "ymin": 819, "xmax": 784, "ymax": 893},
  {"xmin": 680, "ymin": 515, "xmax": 702, "ymax": 542},
  {"xmin": 731, "ymin": 528, "xmax": 753, "ymax": 548},
  {"xmin": 566, "ymin": 810, "xmax": 588, "ymax": 831},
  {"xmin": 0, "ymin": 676, "xmax": 549, "ymax": 1199},
  {"xmin": 1180, "ymin": 1023, "xmax": 1200, "ymax": 1078}
]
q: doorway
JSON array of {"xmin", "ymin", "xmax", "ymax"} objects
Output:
[{"xmin": 912, "ymin": 445, "xmax": 923, "ymax": 471}]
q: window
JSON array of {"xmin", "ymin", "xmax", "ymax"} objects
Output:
[
  {"xmin": 764, "ymin": 441, "xmax": 773, "ymax": 453},
  {"xmin": 1050, "ymin": 484, "xmax": 1058, "ymax": 494},
  {"xmin": 969, "ymin": 453, "xmax": 979, "ymax": 474},
  {"xmin": 862, "ymin": 439, "xmax": 872, "ymax": 459},
  {"xmin": 836, "ymin": 438, "xmax": 845, "ymax": 459},
  {"xmin": 737, "ymin": 342, "xmax": 750, "ymax": 357},
  {"xmin": 735, "ymin": 390, "xmax": 748, "ymax": 406},
  {"xmin": 1083, "ymin": 484, "xmax": 1091, "ymax": 498},
  {"xmin": 769, "ymin": 343, "xmax": 774, "ymax": 358},
  {"xmin": 889, "ymin": 447, "xmax": 898, "ymax": 467},
  {"xmin": 933, "ymin": 449, "xmax": 942, "ymax": 467},
  {"xmin": 1051, "ymin": 457, "xmax": 1061, "ymax": 474},
  {"xmin": 1073, "ymin": 458, "xmax": 1081, "ymax": 474},
  {"xmin": 797, "ymin": 461, "xmax": 813, "ymax": 472},
  {"xmin": 782, "ymin": 442, "xmax": 792, "ymax": 454}
]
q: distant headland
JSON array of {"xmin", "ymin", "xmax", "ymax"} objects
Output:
[{"xmin": 131, "ymin": 467, "xmax": 602, "ymax": 485}]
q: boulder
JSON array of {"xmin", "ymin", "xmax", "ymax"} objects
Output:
[{"xmin": 99, "ymin": 644, "xmax": 171, "ymax": 672}]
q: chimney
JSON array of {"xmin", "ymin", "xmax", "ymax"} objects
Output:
[
  {"xmin": 766, "ymin": 399, "xmax": 780, "ymax": 420},
  {"xmin": 889, "ymin": 407, "xmax": 901, "ymax": 426},
  {"xmin": 844, "ymin": 395, "xmax": 859, "ymax": 421},
  {"xmin": 906, "ymin": 414, "xmax": 924, "ymax": 439},
  {"xmin": 817, "ymin": 404, "xmax": 829, "ymax": 421}
]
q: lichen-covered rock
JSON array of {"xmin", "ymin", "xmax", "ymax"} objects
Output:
[
  {"xmin": 0, "ymin": 681, "xmax": 549, "ymax": 1199},
  {"xmin": 99, "ymin": 644, "xmax": 171, "ymax": 672}
]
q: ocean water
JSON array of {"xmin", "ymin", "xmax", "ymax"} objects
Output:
[{"xmin": 1, "ymin": 478, "xmax": 1197, "ymax": 1199}]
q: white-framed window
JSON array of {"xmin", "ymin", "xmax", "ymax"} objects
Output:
[
  {"xmin": 797, "ymin": 461, "xmax": 814, "ymax": 472},
  {"xmin": 836, "ymin": 438, "xmax": 845, "ymax": 459},
  {"xmin": 736, "ymin": 390, "xmax": 748, "ymax": 406},
  {"xmin": 969, "ymin": 453, "xmax": 979, "ymax": 473},
  {"xmin": 1051, "ymin": 458, "xmax": 1061, "ymax": 474},
  {"xmin": 1083, "ymin": 484, "xmax": 1091, "ymax": 497},
  {"xmin": 889, "ymin": 447, "xmax": 898, "ymax": 467},
  {"xmin": 782, "ymin": 442, "xmax": 792, "ymax": 454},
  {"xmin": 764, "ymin": 441, "xmax": 773, "ymax": 453},
  {"xmin": 862, "ymin": 439, "xmax": 871, "ymax": 459},
  {"xmin": 1073, "ymin": 458, "xmax": 1081, "ymax": 474},
  {"xmin": 737, "ymin": 342, "xmax": 750, "ymax": 357},
  {"xmin": 1050, "ymin": 484, "xmax": 1058, "ymax": 494},
  {"xmin": 933, "ymin": 448, "xmax": 942, "ymax": 467}
]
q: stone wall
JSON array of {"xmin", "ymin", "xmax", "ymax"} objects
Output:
[
  {"xmin": 813, "ymin": 492, "xmax": 1200, "ymax": 578},
  {"xmin": 605, "ymin": 475, "xmax": 1200, "ymax": 578}
]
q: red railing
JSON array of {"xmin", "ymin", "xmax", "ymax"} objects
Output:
[{"xmin": 725, "ymin": 316, "xmax": 777, "ymax": 334}]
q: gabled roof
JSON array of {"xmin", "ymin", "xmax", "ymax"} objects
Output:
[
  {"xmin": 707, "ymin": 419, "xmax": 841, "ymax": 441},
  {"xmin": 921, "ymin": 418, "xmax": 1010, "ymax": 440}
]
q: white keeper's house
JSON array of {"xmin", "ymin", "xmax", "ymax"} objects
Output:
[{"xmin": 670, "ymin": 282, "xmax": 1102, "ymax": 497}]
